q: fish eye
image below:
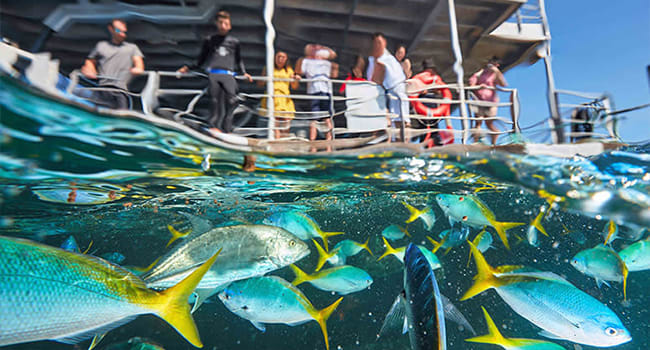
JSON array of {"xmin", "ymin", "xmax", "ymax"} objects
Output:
[
  {"xmin": 459, "ymin": 197, "xmax": 464, "ymax": 201},
  {"xmin": 242, "ymin": 305, "xmax": 249, "ymax": 310},
  {"xmin": 605, "ymin": 327, "xmax": 617, "ymax": 336},
  {"xmin": 289, "ymin": 240, "xmax": 296, "ymax": 247},
  {"xmin": 462, "ymin": 216, "xmax": 468, "ymax": 221}
]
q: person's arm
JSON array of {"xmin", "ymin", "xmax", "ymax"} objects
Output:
[
  {"xmin": 371, "ymin": 61, "xmax": 385, "ymax": 85},
  {"xmin": 257, "ymin": 67, "xmax": 267, "ymax": 87},
  {"xmin": 131, "ymin": 55, "xmax": 144, "ymax": 75},
  {"xmin": 403, "ymin": 58, "xmax": 412, "ymax": 78},
  {"xmin": 468, "ymin": 70, "xmax": 480, "ymax": 86},
  {"xmin": 81, "ymin": 59, "xmax": 98, "ymax": 79},
  {"xmin": 290, "ymin": 67, "xmax": 299, "ymax": 90},
  {"xmin": 235, "ymin": 40, "xmax": 253, "ymax": 82},
  {"xmin": 495, "ymin": 69, "xmax": 507, "ymax": 87},
  {"xmin": 324, "ymin": 46, "xmax": 337, "ymax": 60},
  {"xmin": 179, "ymin": 37, "xmax": 209, "ymax": 73},
  {"xmin": 330, "ymin": 62, "xmax": 339, "ymax": 79},
  {"xmin": 295, "ymin": 57, "xmax": 304, "ymax": 75}
]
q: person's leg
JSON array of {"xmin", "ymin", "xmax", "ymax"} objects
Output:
[
  {"xmin": 207, "ymin": 73, "xmax": 224, "ymax": 130},
  {"xmin": 221, "ymin": 75, "xmax": 239, "ymax": 133},
  {"xmin": 485, "ymin": 106, "xmax": 500, "ymax": 145},
  {"xmin": 114, "ymin": 91, "xmax": 129, "ymax": 110}
]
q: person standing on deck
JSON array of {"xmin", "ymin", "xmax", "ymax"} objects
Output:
[
  {"xmin": 258, "ymin": 51, "xmax": 300, "ymax": 139},
  {"xmin": 395, "ymin": 44, "xmax": 412, "ymax": 78},
  {"xmin": 178, "ymin": 10, "xmax": 253, "ymax": 133},
  {"xmin": 367, "ymin": 33, "xmax": 410, "ymax": 128},
  {"xmin": 81, "ymin": 19, "xmax": 144, "ymax": 110},
  {"xmin": 295, "ymin": 44, "xmax": 339, "ymax": 150},
  {"xmin": 468, "ymin": 56, "xmax": 507, "ymax": 145}
]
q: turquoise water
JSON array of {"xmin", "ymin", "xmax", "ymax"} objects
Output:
[{"xmin": 0, "ymin": 77, "xmax": 648, "ymax": 350}]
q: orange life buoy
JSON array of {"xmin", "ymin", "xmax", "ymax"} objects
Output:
[{"xmin": 409, "ymin": 72, "xmax": 452, "ymax": 117}]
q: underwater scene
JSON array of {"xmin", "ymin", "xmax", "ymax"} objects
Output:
[{"xmin": 0, "ymin": 78, "xmax": 649, "ymax": 350}]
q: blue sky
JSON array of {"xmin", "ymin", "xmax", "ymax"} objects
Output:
[{"xmin": 503, "ymin": 0, "xmax": 650, "ymax": 143}]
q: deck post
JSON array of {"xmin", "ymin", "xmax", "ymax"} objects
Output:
[
  {"xmin": 447, "ymin": 0, "xmax": 469, "ymax": 144},
  {"xmin": 264, "ymin": 0, "xmax": 275, "ymax": 140},
  {"xmin": 539, "ymin": 0, "xmax": 563, "ymax": 143}
]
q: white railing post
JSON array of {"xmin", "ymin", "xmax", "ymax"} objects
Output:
[
  {"xmin": 447, "ymin": 0, "xmax": 469, "ymax": 144},
  {"xmin": 263, "ymin": 0, "xmax": 275, "ymax": 140}
]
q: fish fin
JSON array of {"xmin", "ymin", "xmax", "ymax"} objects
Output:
[
  {"xmin": 315, "ymin": 227, "xmax": 344, "ymax": 252},
  {"xmin": 402, "ymin": 227, "xmax": 412, "ymax": 238},
  {"xmin": 309, "ymin": 297, "xmax": 343, "ymax": 350},
  {"xmin": 87, "ymin": 332, "xmax": 107, "ymax": 350},
  {"xmin": 444, "ymin": 247, "xmax": 453, "ymax": 256},
  {"xmin": 490, "ymin": 221, "xmax": 525, "ymax": 250},
  {"xmin": 426, "ymin": 236, "xmax": 444, "ymax": 254},
  {"xmin": 461, "ymin": 242, "xmax": 529, "ymax": 300},
  {"xmin": 190, "ymin": 288, "xmax": 216, "ymax": 314},
  {"xmin": 289, "ymin": 264, "xmax": 313, "ymax": 286},
  {"xmin": 465, "ymin": 307, "xmax": 510, "ymax": 346},
  {"xmin": 402, "ymin": 201, "xmax": 421, "ymax": 224},
  {"xmin": 55, "ymin": 317, "xmax": 135, "ymax": 345},
  {"xmin": 81, "ymin": 240, "xmax": 94, "ymax": 254},
  {"xmin": 440, "ymin": 294, "xmax": 476, "ymax": 335},
  {"xmin": 604, "ymin": 220, "xmax": 617, "ymax": 245},
  {"xmin": 130, "ymin": 256, "xmax": 162, "ymax": 276},
  {"xmin": 532, "ymin": 209, "xmax": 549, "ymax": 237},
  {"xmin": 313, "ymin": 239, "xmax": 337, "ymax": 272},
  {"xmin": 150, "ymin": 249, "xmax": 221, "ymax": 348},
  {"xmin": 538, "ymin": 329, "xmax": 564, "ymax": 340},
  {"xmin": 377, "ymin": 294, "xmax": 406, "ymax": 339},
  {"xmin": 402, "ymin": 315, "xmax": 408, "ymax": 334},
  {"xmin": 166, "ymin": 224, "xmax": 192, "ymax": 248},
  {"xmin": 622, "ymin": 259, "xmax": 628, "ymax": 301},
  {"xmin": 595, "ymin": 278, "xmax": 610, "ymax": 289},
  {"xmin": 356, "ymin": 237, "xmax": 373, "ymax": 256},
  {"xmin": 377, "ymin": 237, "xmax": 397, "ymax": 261},
  {"xmin": 251, "ymin": 321, "xmax": 266, "ymax": 332},
  {"xmin": 419, "ymin": 207, "xmax": 435, "ymax": 230}
]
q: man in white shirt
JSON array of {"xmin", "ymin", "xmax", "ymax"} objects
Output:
[
  {"xmin": 367, "ymin": 33, "xmax": 409, "ymax": 127},
  {"xmin": 296, "ymin": 44, "xmax": 339, "ymax": 149}
]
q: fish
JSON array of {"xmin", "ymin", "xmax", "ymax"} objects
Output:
[
  {"xmin": 467, "ymin": 229, "xmax": 493, "ymax": 266},
  {"xmin": 462, "ymin": 241, "xmax": 631, "ymax": 347},
  {"xmin": 166, "ymin": 224, "xmax": 191, "ymax": 248},
  {"xmin": 603, "ymin": 220, "xmax": 619, "ymax": 245},
  {"xmin": 437, "ymin": 223, "xmax": 471, "ymax": 249},
  {"xmin": 0, "ymin": 235, "xmax": 219, "ymax": 347},
  {"xmin": 619, "ymin": 239, "xmax": 650, "ymax": 271},
  {"xmin": 142, "ymin": 225, "xmax": 310, "ymax": 311},
  {"xmin": 377, "ymin": 237, "xmax": 441, "ymax": 270},
  {"xmin": 289, "ymin": 264, "xmax": 373, "ymax": 295},
  {"xmin": 60, "ymin": 235, "xmax": 80, "ymax": 252},
  {"xmin": 264, "ymin": 210, "xmax": 344, "ymax": 252},
  {"xmin": 571, "ymin": 244, "xmax": 629, "ymax": 299},
  {"xmin": 100, "ymin": 252, "xmax": 126, "ymax": 265},
  {"xmin": 382, "ymin": 224, "xmax": 411, "ymax": 241},
  {"xmin": 466, "ymin": 306, "xmax": 566, "ymax": 349},
  {"xmin": 378, "ymin": 244, "xmax": 446, "ymax": 350},
  {"xmin": 403, "ymin": 202, "xmax": 436, "ymax": 230},
  {"xmin": 526, "ymin": 207, "xmax": 549, "ymax": 247},
  {"xmin": 218, "ymin": 276, "xmax": 342, "ymax": 350},
  {"xmin": 327, "ymin": 238, "xmax": 373, "ymax": 266},
  {"xmin": 435, "ymin": 194, "xmax": 524, "ymax": 249},
  {"xmin": 103, "ymin": 337, "xmax": 165, "ymax": 350},
  {"xmin": 560, "ymin": 222, "xmax": 587, "ymax": 245}
]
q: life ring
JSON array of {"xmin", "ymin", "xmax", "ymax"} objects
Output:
[
  {"xmin": 409, "ymin": 72, "xmax": 452, "ymax": 117},
  {"xmin": 409, "ymin": 72, "xmax": 454, "ymax": 146}
]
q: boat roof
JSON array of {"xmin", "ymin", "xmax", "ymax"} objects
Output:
[{"xmin": 1, "ymin": 0, "xmax": 545, "ymax": 82}]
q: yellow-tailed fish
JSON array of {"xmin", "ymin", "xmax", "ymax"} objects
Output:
[
  {"xmin": 467, "ymin": 229, "xmax": 494, "ymax": 267},
  {"xmin": 0, "ymin": 236, "xmax": 220, "ymax": 348},
  {"xmin": 403, "ymin": 202, "xmax": 436, "ymax": 230},
  {"xmin": 603, "ymin": 220, "xmax": 619, "ymax": 245},
  {"xmin": 328, "ymin": 238, "xmax": 372, "ymax": 265},
  {"xmin": 218, "ymin": 276, "xmax": 342, "ymax": 350},
  {"xmin": 571, "ymin": 244, "xmax": 629, "ymax": 300},
  {"xmin": 289, "ymin": 264, "xmax": 373, "ymax": 295},
  {"xmin": 265, "ymin": 210, "xmax": 344, "ymax": 252},
  {"xmin": 462, "ymin": 241, "xmax": 631, "ymax": 347},
  {"xmin": 466, "ymin": 307, "xmax": 566, "ymax": 349},
  {"xmin": 526, "ymin": 207, "xmax": 549, "ymax": 247},
  {"xmin": 378, "ymin": 237, "xmax": 441, "ymax": 270},
  {"xmin": 313, "ymin": 239, "xmax": 340, "ymax": 272},
  {"xmin": 166, "ymin": 224, "xmax": 192, "ymax": 247},
  {"xmin": 619, "ymin": 238, "xmax": 650, "ymax": 272},
  {"xmin": 381, "ymin": 224, "xmax": 411, "ymax": 241},
  {"xmin": 435, "ymin": 194, "xmax": 524, "ymax": 249}
]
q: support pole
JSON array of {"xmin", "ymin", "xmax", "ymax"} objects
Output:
[
  {"xmin": 263, "ymin": 0, "xmax": 275, "ymax": 140},
  {"xmin": 539, "ymin": 0, "xmax": 563, "ymax": 143},
  {"xmin": 447, "ymin": 0, "xmax": 469, "ymax": 144}
]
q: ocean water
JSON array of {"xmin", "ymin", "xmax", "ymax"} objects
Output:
[{"xmin": 0, "ymin": 77, "xmax": 648, "ymax": 350}]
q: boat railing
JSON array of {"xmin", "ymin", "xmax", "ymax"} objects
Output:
[{"xmin": 554, "ymin": 89, "xmax": 618, "ymax": 142}]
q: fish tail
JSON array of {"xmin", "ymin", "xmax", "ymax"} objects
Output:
[
  {"xmin": 402, "ymin": 201, "xmax": 421, "ymax": 224},
  {"xmin": 419, "ymin": 207, "xmax": 435, "ymax": 230},
  {"xmin": 316, "ymin": 227, "xmax": 344, "ymax": 252},
  {"xmin": 604, "ymin": 220, "xmax": 617, "ymax": 245},
  {"xmin": 532, "ymin": 209, "xmax": 549, "ymax": 237},
  {"xmin": 356, "ymin": 237, "xmax": 373, "ymax": 256},
  {"xmin": 150, "ymin": 249, "xmax": 221, "ymax": 348},
  {"xmin": 461, "ymin": 241, "xmax": 498, "ymax": 301},
  {"xmin": 490, "ymin": 221, "xmax": 525, "ymax": 250},
  {"xmin": 622, "ymin": 259, "xmax": 628, "ymax": 301},
  {"xmin": 130, "ymin": 257, "xmax": 162, "ymax": 274},
  {"xmin": 311, "ymin": 297, "xmax": 343, "ymax": 350},
  {"xmin": 313, "ymin": 239, "xmax": 336, "ymax": 272},
  {"xmin": 289, "ymin": 264, "xmax": 313, "ymax": 286},
  {"xmin": 467, "ymin": 231, "xmax": 483, "ymax": 267},
  {"xmin": 402, "ymin": 226, "xmax": 412, "ymax": 238},
  {"xmin": 166, "ymin": 224, "xmax": 192, "ymax": 248},
  {"xmin": 377, "ymin": 237, "xmax": 397, "ymax": 261},
  {"xmin": 426, "ymin": 236, "xmax": 444, "ymax": 254},
  {"xmin": 465, "ymin": 306, "xmax": 513, "ymax": 347}
]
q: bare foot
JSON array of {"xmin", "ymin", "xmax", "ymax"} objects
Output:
[{"xmin": 242, "ymin": 155, "xmax": 256, "ymax": 172}]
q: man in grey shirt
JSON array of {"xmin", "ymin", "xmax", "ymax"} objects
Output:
[{"xmin": 81, "ymin": 19, "xmax": 144, "ymax": 109}]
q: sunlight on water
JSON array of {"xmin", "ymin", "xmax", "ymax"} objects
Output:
[{"xmin": 0, "ymin": 78, "xmax": 648, "ymax": 349}]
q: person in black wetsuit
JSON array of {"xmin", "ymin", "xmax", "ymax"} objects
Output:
[{"xmin": 178, "ymin": 10, "xmax": 252, "ymax": 133}]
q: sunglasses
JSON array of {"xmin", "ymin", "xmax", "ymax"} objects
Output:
[{"xmin": 114, "ymin": 28, "xmax": 127, "ymax": 34}]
